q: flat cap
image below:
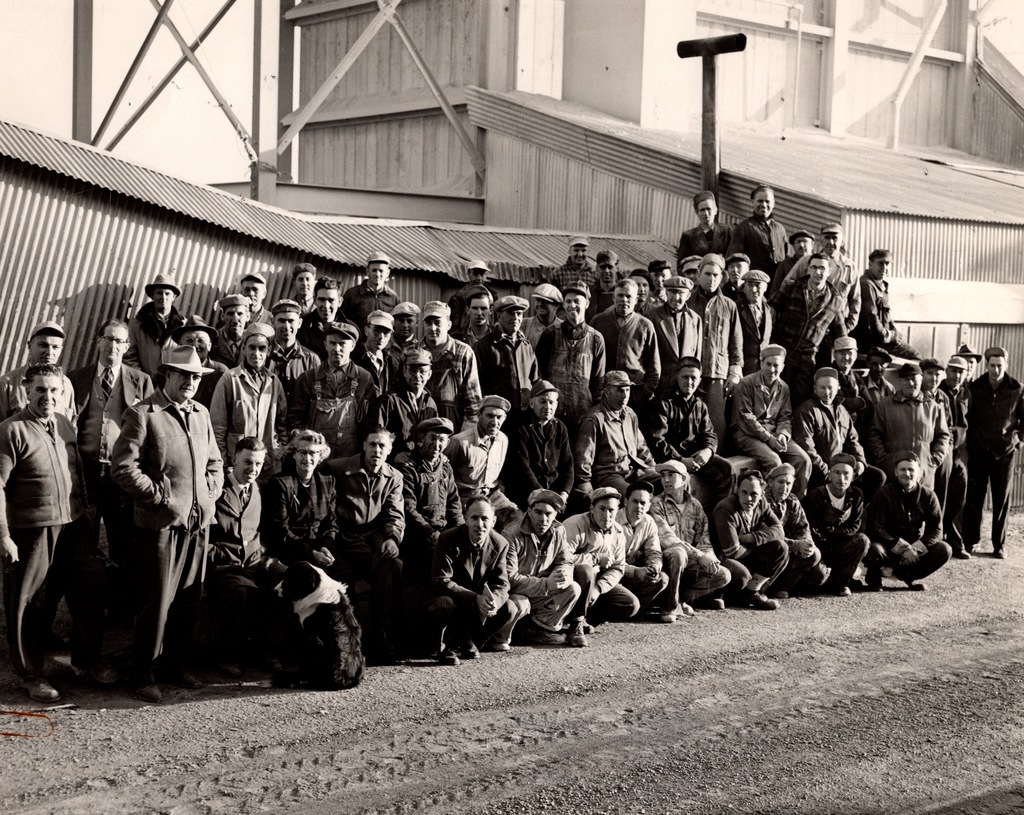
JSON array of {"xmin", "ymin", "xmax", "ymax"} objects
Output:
[
  {"xmin": 568, "ymin": 236, "xmax": 590, "ymax": 247},
  {"xmin": 467, "ymin": 259, "xmax": 490, "ymax": 273},
  {"xmin": 603, "ymin": 370, "xmax": 632, "ymax": 388},
  {"xmin": 421, "ymin": 301, "xmax": 450, "ymax": 320},
  {"xmin": 366, "ymin": 252, "xmax": 390, "ymax": 266},
  {"xmin": 219, "ymin": 293, "xmax": 249, "ymax": 311},
  {"xmin": 726, "ymin": 253, "xmax": 750, "ymax": 266},
  {"xmin": 590, "ymin": 486, "xmax": 621, "ymax": 504},
  {"xmin": 481, "ymin": 394, "xmax": 511, "ymax": 413},
  {"xmin": 985, "ymin": 346, "xmax": 1008, "ymax": 359},
  {"xmin": 920, "ymin": 357, "xmax": 945, "ymax": 372},
  {"xmin": 29, "ymin": 321, "xmax": 65, "ymax": 340},
  {"xmin": 243, "ymin": 322, "xmax": 275, "ymax": 341},
  {"xmin": 366, "ymin": 310, "xmax": 394, "ymax": 329},
  {"xmin": 767, "ymin": 463, "xmax": 796, "ymax": 480},
  {"xmin": 700, "ymin": 253, "xmax": 725, "ymax": 270},
  {"xmin": 678, "ymin": 355, "xmax": 702, "ymax": 370},
  {"xmin": 528, "ymin": 489, "xmax": 565, "ymax": 511},
  {"xmin": 323, "ymin": 321, "xmax": 359, "ymax": 342},
  {"xmin": 868, "ymin": 248, "xmax": 893, "ymax": 262},
  {"xmin": 829, "ymin": 453, "xmax": 858, "ymax": 469},
  {"xmin": 241, "ymin": 270, "xmax": 268, "ymax": 285},
  {"xmin": 760, "ymin": 344, "xmax": 787, "ymax": 361},
  {"xmin": 291, "ymin": 262, "xmax": 316, "ymax": 278},
  {"xmin": 530, "ymin": 380, "xmax": 559, "ymax": 399},
  {"xmin": 957, "ymin": 343, "xmax": 982, "ymax": 362},
  {"xmin": 663, "ymin": 275, "xmax": 694, "ymax": 292},
  {"xmin": 403, "ymin": 349, "xmax": 432, "ymax": 367},
  {"xmin": 867, "ymin": 347, "xmax": 893, "ymax": 362},
  {"xmin": 692, "ymin": 190, "xmax": 716, "ymax": 207},
  {"xmin": 391, "ymin": 301, "xmax": 421, "ymax": 317},
  {"xmin": 648, "ymin": 259, "xmax": 672, "ymax": 273},
  {"xmin": 495, "ymin": 295, "xmax": 529, "ymax": 313},
  {"xmin": 946, "ymin": 356, "xmax": 970, "ymax": 371},
  {"xmin": 271, "ymin": 299, "xmax": 303, "ymax": 316},
  {"xmin": 679, "ymin": 255, "xmax": 703, "ymax": 273},
  {"xmin": 833, "ymin": 337, "xmax": 858, "ymax": 352},
  {"xmin": 893, "ymin": 449, "xmax": 920, "ymax": 465},
  {"xmin": 655, "ymin": 460, "xmax": 688, "ymax": 476},
  {"xmin": 788, "ymin": 229, "xmax": 815, "ymax": 245},
  {"xmin": 561, "ymin": 282, "xmax": 591, "ymax": 300},
  {"xmin": 416, "ymin": 416, "xmax": 453, "ymax": 436},
  {"xmin": 742, "ymin": 270, "xmax": 771, "ymax": 284},
  {"xmin": 531, "ymin": 283, "xmax": 563, "ymax": 304},
  {"xmin": 898, "ymin": 362, "xmax": 922, "ymax": 378},
  {"xmin": 171, "ymin": 315, "xmax": 217, "ymax": 343},
  {"xmin": 145, "ymin": 272, "xmax": 181, "ymax": 298},
  {"xmin": 820, "ymin": 222, "xmax": 844, "ymax": 235},
  {"xmin": 814, "ymin": 366, "xmax": 840, "ymax": 381}
]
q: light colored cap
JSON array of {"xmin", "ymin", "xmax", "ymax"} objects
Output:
[
  {"xmin": 663, "ymin": 276, "xmax": 694, "ymax": 291},
  {"xmin": 946, "ymin": 356, "xmax": 969, "ymax": 371},
  {"xmin": 603, "ymin": 370, "xmax": 632, "ymax": 388},
  {"xmin": 403, "ymin": 349, "xmax": 432, "ymax": 367},
  {"xmin": 366, "ymin": 310, "xmax": 394, "ymax": 329},
  {"xmin": 495, "ymin": 295, "xmax": 530, "ymax": 313},
  {"xmin": 272, "ymin": 299, "xmax": 302, "ymax": 316},
  {"xmin": 392, "ymin": 301, "xmax": 421, "ymax": 317},
  {"xmin": 366, "ymin": 252, "xmax": 390, "ymax": 266},
  {"xmin": 467, "ymin": 260, "xmax": 489, "ymax": 273},
  {"xmin": 699, "ymin": 253, "xmax": 725, "ymax": 270},
  {"xmin": 219, "ymin": 293, "xmax": 249, "ymax": 311},
  {"xmin": 742, "ymin": 270, "xmax": 771, "ymax": 284},
  {"xmin": 767, "ymin": 463, "xmax": 796, "ymax": 480},
  {"xmin": 679, "ymin": 255, "xmax": 703, "ymax": 272},
  {"xmin": 569, "ymin": 236, "xmax": 590, "ymax": 247},
  {"xmin": 814, "ymin": 366, "xmax": 840, "ymax": 381},
  {"xmin": 243, "ymin": 322, "xmax": 275, "ymax": 341},
  {"xmin": 760, "ymin": 344, "xmax": 787, "ymax": 361},
  {"xmin": 29, "ymin": 321, "xmax": 65, "ymax": 340},
  {"xmin": 531, "ymin": 283, "xmax": 563, "ymax": 303},
  {"xmin": 241, "ymin": 270, "xmax": 268, "ymax": 285},
  {"xmin": 422, "ymin": 301, "xmax": 450, "ymax": 320},
  {"xmin": 833, "ymin": 337, "xmax": 858, "ymax": 352},
  {"xmin": 655, "ymin": 460, "xmax": 688, "ymax": 476},
  {"xmin": 481, "ymin": 395, "xmax": 511, "ymax": 413},
  {"xmin": 590, "ymin": 486, "xmax": 621, "ymax": 504},
  {"xmin": 530, "ymin": 380, "xmax": 559, "ymax": 399}
]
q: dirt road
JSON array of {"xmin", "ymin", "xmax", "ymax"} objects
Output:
[{"xmin": 3, "ymin": 525, "xmax": 1023, "ymax": 815}]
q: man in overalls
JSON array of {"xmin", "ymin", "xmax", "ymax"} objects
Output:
[{"xmin": 288, "ymin": 322, "xmax": 373, "ymax": 460}]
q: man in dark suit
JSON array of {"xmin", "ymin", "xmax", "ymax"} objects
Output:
[
  {"xmin": 677, "ymin": 190, "xmax": 732, "ymax": 264},
  {"xmin": 736, "ymin": 270, "xmax": 775, "ymax": 375},
  {"xmin": 112, "ymin": 346, "xmax": 224, "ymax": 704},
  {"xmin": 68, "ymin": 319, "xmax": 154, "ymax": 620},
  {"xmin": 648, "ymin": 276, "xmax": 702, "ymax": 399}
]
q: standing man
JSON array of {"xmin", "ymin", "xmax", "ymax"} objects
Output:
[
  {"xmin": 421, "ymin": 301, "xmax": 482, "ymax": 432},
  {"xmin": 677, "ymin": 190, "xmax": 732, "ymax": 262},
  {"xmin": 124, "ymin": 272, "xmax": 186, "ymax": 377},
  {"xmin": 291, "ymin": 263, "xmax": 318, "ymax": 314},
  {"xmin": 342, "ymin": 253, "xmax": 400, "ymax": 333},
  {"xmin": 551, "ymin": 236, "xmax": 597, "ymax": 289},
  {"xmin": 536, "ymin": 283, "xmax": 606, "ymax": 428},
  {"xmin": 452, "ymin": 288, "xmax": 493, "ymax": 348},
  {"xmin": 298, "ymin": 278, "xmax": 348, "ymax": 362},
  {"xmin": 112, "ymin": 346, "xmax": 224, "ymax": 703},
  {"xmin": 0, "ymin": 322, "xmax": 77, "ymax": 421},
  {"xmin": 686, "ymin": 254, "xmax": 743, "ymax": 441},
  {"xmin": 267, "ymin": 299, "xmax": 319, "ymax": 401},
  {"xmin": 776, "ymin": 224, "xmax": 860, "ymax": 333},
  {"xmin": 353, "ymin": 310, "xmax": 398, "ymax": 398},
  {"xmin": 859, "ymin": 347, "xmax": 896, "ymax": 433},
  {"xmin": 209, "ymin": 294, "xmax": 250, "ymax": 369},
  {"xmin": 239, "ymin": 271, "xmax": 274, "ymax": 325},
  {"xmin": 363, "ymin": 348, "xmax": 439, "ymax": 461},
  {"xmin": 521, "ymin": 284, "xmax": 563, "ymax": 350},
  {"xmin": 474, "ymin": 295, "xmax": 540, "ymax": 417},
  {"xmin": 448, "ymin": 261, "xmax": 496, "ymax": 334},
  {"xmin": 648, "ymin": 275, "xmax": 702, "ymax": 398},
  {"xmin": 938, "ymin": 355, "xmax": 971, "ymax": 558},
  {"xmin": 389, "ymin": 302, "xmax": 422, "ymax": 369},
  {"xmin": 852, "ymin": 249, "xmax": 921, "ymax": 360},
  {"xmin": 646, "ymin": 260, "xmax": 672, "ymax": 309},
  {"xmin": 590, "ymin": 278, "xmax": 661, "ymax": 409},
  {"xmin": 68, "ymin": 320, "xmax": 154, "ymax": 619},
  {"xmin": 1, "ymin": 363, "xmax": 113, "ymax": 702},
  {"xmin": 587, "ymin": 250, "xmax": 620, "ymax": 321},
  {"xmin": 721, "ymin": 253, "xmax": 749, "ymax": 302},
  {"xmin": 964, "ymin": 346, "xmax": 1024, "ymax": 559},
  {"xmin": 727, "ymin": 184, "xmax": 789, "ymax": 283},
  {"xmin": 770, "ymin": 229, "xmax": 815, "ymax": 297},
  {"xmin": 737, "ymin": 269, "xmax": 774, "ymax": 375}
]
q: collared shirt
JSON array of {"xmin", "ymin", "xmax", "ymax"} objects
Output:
[
  {"xmin": 615, "ymin": 508, "xmax": 662, "ymax": 571},
  {"xmin": 561, "ymin": 511, "xmax": 627, "ymax": 593},
  {"xmin": 503, "ymin": 513, "xmax": 574, "ymax": 596},
  {"xmin": 574, "ymin": 402, "xmax": 655, "ymax": 486},
  {"xmin": 650, "ymin": 490, "xmax": 711, "ymax": 556},
  {"xmin": 445, "ymin": 426, "xmax": 508, "ymax": 499}
]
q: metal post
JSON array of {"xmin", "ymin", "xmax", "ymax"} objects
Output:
[
  {"xmin": 72, "ymin": 0, "xmax": 94, "ymax": 143},
  {"xmin": 251, "ymin": 0, "xmax": 263, "ymax": 199},
  {"xmin": 701, "ymin": 52, "xmax": 719, "ymax": 200}
]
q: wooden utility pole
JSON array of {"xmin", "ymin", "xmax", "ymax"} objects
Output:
[{"xmin": 676, "ymin": 33, "xmax": 747, "ymax": 200}]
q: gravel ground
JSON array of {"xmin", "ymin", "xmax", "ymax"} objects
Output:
[{"xmin": 2, "ymin": 518, "xmax": 1022, "ymax": 815}]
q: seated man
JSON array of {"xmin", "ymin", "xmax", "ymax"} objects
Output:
[
  {"xmin": 325, "ymin": 428, "xmax": 406, "ymax": 662},
  {"xmin": 502, "ymin": 490, "xmax": 581, "ymax": 646},
  {"xmin": 427, "ymin": 497, "xmax": 524, "ymax": 664},
  {"xmin": 646, "ymin": 356, "xmax": 735, "ymax": 514},
  {"xmin": 504, "ymin": 380, "xmax": 573, "ymax": 508},
  {"xmin": 205, "ymin": 437, "xmax": 284, "ymax": 677},
  {"xmin": 574, "ymin": 371, "xmax": 657, "ymax": 501},
  {"xmin": 262, "ymin": 430, "xmax": 339, "ymax": 569},
  {"xmin": 761, "ymin": 464, "xmax": 827, "ymax": 600},
  {"xmin": 445, "ymin": 395, "xmax": 523, "ymax": 531},
  {"xmin": 362, "ymin": 348, "xmax": 439, "ymax": 461},
  {"xmin": 561, "ymin": 488, "xmax": 641, "ymax": 647},
  {"xmin": 792, "ymin": 366, "xmax": 886, "ymax": 502},
  {"xmin": 866, "ymin": 451, "xmax": 952, "ymax": 591},
  {"xmin": 710, "ymin": 471, "xmax": 789, "ymax": 610},
  {"xmin": 616, "ymin": 481, "xmax": 683, "ymax": 622},
  {"xmin": 650, "ymin": 461, "xmax": 731, "ymax": 611},
  {"xmin": 803, "ymin": 453, "xmax": 871, "ymax": 596},
  {"xmin": 731, "ymin": 345, "xmax": 812, "ymax": 497}
]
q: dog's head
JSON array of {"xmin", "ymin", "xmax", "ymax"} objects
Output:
[{"xmin": 277, "ymin": 561, "xmax": 323, "ymax": 602}]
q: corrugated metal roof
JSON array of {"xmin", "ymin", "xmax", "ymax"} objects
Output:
[
  {"xmin": 466, "ymin": 87, "xmax": 1024, "ymax": 227},
  {"xmin": 0, "ymin": 118, "xmax": 673, "ymax": 284}
]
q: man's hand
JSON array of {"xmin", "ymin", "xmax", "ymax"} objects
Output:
[
  {"xmin": 768, "ymin": 436, "xmax": 786, "ymax": 453},
  {"xmin": 1, "ymin": 536, "xmax": 17, "ymax": 563},
  {"xmin": 645, "ymin": 564, "xmax": 661, "ymax": 583},
  {"xmin": 310, "ymin": 547, "xmax": 335, "ymax": 568},
  {"xmin": 588, "ymin": 586, "xmax": 601, "ymax": 604},
  {"xmin": 789, "ymin": 538, "xmax": 814, "ymax": 559},
  {"xmin": 476, "ymin": 592, "xmax": 499, "ymax": 617},
  {"xmin": 891, "ymin": 541, "xmax": 919, "ymax": 566},
  {"xmin": 854, "ymin": 460, "xmax": 865, "ymax": 477},
  {"xmin": 380, "ymin": 539, "xmax": 400, "ymax": 559},
  {"xmin": 545, "ymin": 573, "xmax": 571, "ymax": 592}
]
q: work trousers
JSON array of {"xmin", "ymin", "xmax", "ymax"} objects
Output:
[
  {"xmin": 620, "ymin": 570, "xmax": 671, "ymax": 613},
  {"xmin": 816, "ymin": 532, "xmax": 871, "ymax": 589},
  {"xmin": 722, "ymin": 539, "xmax": 789, "ymax": 597},
  {"xmin": 935, "ymin": 453, "xmax": 967, "ymax": 552},
  {"xmin": 733, "ymin": 435, "xmax": 812, "ymax": 497},
  {"xmin": 82, "ymin": 457, "xmax": 136, "ymax": 618},
  {"xmin": 688, "ymin": 455, "xmax": 737, "ymax": 515},
  {"xmin": 425, "ymin": 593, "xmax": 524, "ymax": 651},
  {"xmin": 331, "ymin": 531, "xmax": 404, "ymax": 647},
  {"xmin": 205, "ymin": 561, "xmax": 288, "ymax": 657},
  {"xmin": 964, "ymin": 448, "xmax": 1014, "ymax": 553},
  {"xmin": 569, "ymin": 563, "xmax": 640, "ymax": 625},
  {"xmin": 769, "ymin": 545, "xmax": 827, "ymax": 596},
  {"xmin": 702, "ymin": 378, "xmax": 728, "ymax": 445},
  {"xmin": 503, "ymin": 583, "xmax": 581, "ymax": 638},
  {"xmin": 675, "ymin": 549, "xmax": 732, "ymax": 604},
  {"xmin": 867, "ymin": 539, "xmax": 952, "ymax": 584}
]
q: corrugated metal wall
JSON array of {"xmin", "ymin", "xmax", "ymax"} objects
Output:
[{"xmin": 842, "ymin": 210, "xmax": 1024, "ymax": 282}]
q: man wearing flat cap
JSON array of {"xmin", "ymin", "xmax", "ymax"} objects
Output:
[
  {"xmin": 829, "ymin": 336, "xmax": 869, "ymax": 429},
  {"xmin": 852, "ymin": 249, "xmax": 920, "ymax": 360},
  {"xmin": 551, "ymin": 236, "xmax": 597, "ymax": 289},
  {"xmin": 536, "ymin": 283, "xmax": 606, "ymax": 428},
  {"xmin": 448, "ymin": 261, "xmax": 497, "ymax": 335},
  {"xmin": 867, "ymin": 361, "xmax": 949, "ymax": 491},
  {"xmin": 964, "ymin": 346, "xmax": 1024, "ymax": 559},
  {"xmin": 0, "ymin": 321, "xmax": 77, "ymax": 421},
  {"xmin": 289, "ymin": 321, "xmax": 374, "ymax": 460},
  {"xmin": 266, "ymin": 300, "xmax": 319, "ymax": 401},
  {"xmin": 210, "ymin": 323, "xmax": 287, "ymax": 480},
  {"xmin": 389, "ymin": 301, "xmax": 422, "ymax": 369},
  {"xmin": 445, "ymin": 394, "xmax": 523, "ymax": 531},
  {"xmin": 775, "ymin": 223, "xmax": 860, "ymax": 333},
  {"xmin": 731, "ymin": 345, "xmax": 812, "ymax": 498},
  {"xmin": 504, "ymin": 380, "xmax": 574, "ymax": 508},
  {"xmin": 521, "ymin": 284, "xmax": 563, "ymax": 350},
  {"xmin": 363, "ymin": 348, "xmax": 439, "ymax": 461},
  {"xmin": 647, "ymin": 275, "xmax": 702, "ymax": 398},
  {"xmin": 575, "ymin": 371, "xmax": 657, "ymax": 501},
  {"xmin": 239, "ymin": 271, "xmax": 274, "ymax": 326},
  {"xmin": 866, "ymin": 451, "xmax": 951, "ymax": 591},
  {"xmin": 590, "ymin": 278, "xmax": 661, "ymax": 408},
  {"xmin": 353, "ymin": 310, "xmax": 398, "ymax": 398},
  {"xmin": 475, "ymin": 295, "xmax": 540, "ymax": 417},
  {"xmin": 738, "ymin": 269, "xmax": 775, "ymax": 375},
  {"xmin": 677, "ymin": 190, "xmax": 732, "ymax": 264},
  {"xmin": 727, "ymin": 184, "xmax": 789, "ymax": 281},
  {"xmin": 770, "ymin": 229, "xmax": 815, "ymax": 297},
  {"xmin": 762, "ymin": 463, "xmax": 828, "ymax": 600},
  {"xmin": 722, "ymin": 253, "xmax": 750, "ymax": 302},
  {"xmin": 938, "ymin": 355, "xmax": 971, "ymax": 557},
  {"xmin": 502, "ymin": 489, "xmax": 581, "ymax": 647},
  {"xmin": 112, "ymin": 346, "xmax": 224, "ymax": 703},
  {"xmin": 587, "ymin": 250, "xmax": 620, "ymax": 321},
  {"xmin": 421, "ymin": 301, "xmax": 483, "ymax": 431},
  {"xmin": 172, "ymin": 315, "xmax": 227, "ymax": 407},
  {"xmin": 124, "ymin": 272, "xmax": 186, "ymax": 377},
  {"xmin": 209, "ymin": 293, "xmax": 250, "ymax": 369},
  {"xmin": 647, "ymin": 259, "xmax": 672, "ymax": 309},
  {"xmin": 678, "ymin": 254, "xmax": 703, "ymax": 282},
  {"xmin": 342, "ymin": 253, "xmax": 400, "ymax": 334},
  {"xmin": 290, "ymin": 263, "xmax": 318, "ymax": 314}
]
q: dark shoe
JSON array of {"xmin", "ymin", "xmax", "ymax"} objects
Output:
[
  {"xmin": 159, "ymin": 669, "xmax": 202, "ymax": 689},
  {"xmin": 993, "ymin": 549, "xmax": 1006, "ymax": 559},
  {"xmin": 262, "ymin": 650, "xmax": 283, "ymax": 673},
  {"xmin": 134, "ymin": 683, "xmax": 163, "ymax": 704},
  {"xmin": 435, "ymin": 647, "xmax": 460, "ymax": 666},
  {"xmin": 745, "ymin": 591, "xmax": 780, "ymax": 611},
  {"xmin": 484, "ymin": 639, "xmax": 511, "ymax": 653},
  {"xmin": 517, "ymin": 623, "xmax": 566, "ymax": 646},
  {"xmin": 768, "ymin": 590, "xmax": 789, "ymax": 601},
  {"xmin": 905, "ymin": 581, "xmax": 927, "ymax": 592},
  {"xmin": 694, "ymin": 596, "xmax": 726, "ymax": 610},
  {"xmin": 833, "ymin": 585, "xmax": 852, "ymax": 598},
  {"xmin": 217, "ymin": 660, "xmax": 242, "ymax": 679},
  {"xmin": 565, "ymin": 621, "xmax": 589, "ymax": 648},
  {"xmin": 459, "ymin": 642, "xmax": 480, "ymax": 661},
  {"xmin": 72, "ymin": 663, "xmax": 119, "ymax": 685},
  {"xmin": 23, "ymin": 678, "xmax": 61, "ymax": 703},
  {"xmin": 953, "ymin": 549, "xmax": 972, "ymax": 560}
]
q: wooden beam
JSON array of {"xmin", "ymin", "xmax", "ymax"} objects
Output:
[
  {"xmin": 889, "ymin": 0, "xmax": 949, "ymax": 150},
  {"xmin": 280, "ymin": 85, "xmax": 468, "ymax": 126}
]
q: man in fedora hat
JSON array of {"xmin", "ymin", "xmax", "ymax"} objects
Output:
[
  {"xmin": 124, "ymin": 272, "xmax": 186, "ymax": 377},
  {"xmin": 0, "ymin": 321, "xmax": 77, "ymax": 421},
  {"xmin": 112, "ymin": 345, "xmax": 224, "ymax": 703},
  {"xmin": 171, "ymin": 315, "xmax": 226, "ymax": 407}
]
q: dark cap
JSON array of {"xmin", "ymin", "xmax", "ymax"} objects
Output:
[
  {"xmin": 898, "ymin": 362, "xmax": 922, "ymax": 378},
  {"xmin": 868, "ymin": 249, "xmax": 893, "ymax": 262},
  {"xmin": 957, "ymin": 343, "xmax": 982, "ymax": 362},
  {"xmin": 323, "ymin": 321, "xmax": 359, "ymax": 342},
  {"xmin": 648, "ymin": 259, "xmax": 672, "ymax": 273},
  {"xmin": 788, "ymin": 229, "xmax": 814, "ymax": 245},
  {"xmin": 417, "ymin": 416, "xmax": 454, "ymax": 436},
  {"xmin": 725, "ymin": 253, "xmax": 750, "ymax": 266},
  {"xmin": 985, "ymin": 346, "xmax": 1008, "ymax": 360},
  {"xmin": 893, "ymin": 450, "xmax": 920, "ymax": 466},
  {"xmin": 920, "ymin": 357, "xmax": 945, "ymax": 372},
  {"xmin": 867, "ymin": 347, "xmax": 893, "ymax": 363},
  {"xmin": 692, "ymin": 190, "xmax": 716, "ymax": 207},
  {"xmin": 530, "ymin": 380, "xmax": 559, "ymax": 399},
  {"xmin": 561, "ymin": 282, "xmax": 591, "ymax": 300},
  {"xmin": 829, "ymin": 453, "xmax": 858, "ymax": 470}
]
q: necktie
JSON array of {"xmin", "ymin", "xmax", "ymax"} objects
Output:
[
  {"xmin": 101, "ymin": 367, "xmax": 114, "ymax": 401},
  {"xmin": 46, "ymin": 421, "xmax": 56, "ymax": 440},
  {"xmin": 240, "ymin": 485, "xmax": 251, "ymax": 505}
]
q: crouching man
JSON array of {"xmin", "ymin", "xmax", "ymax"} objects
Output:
[
  {"xmin": 866, "ymin": 450, "xmax": 952, "ymax": 591},
  {"xmin": 617, "ymin": 481, "xmax": 684, "ymax": 622},
  {"xmin": 762, "ymin": 463, "xmax": 827, "ymax": 600},
  {"xmin": 502, "ymin": 490, "xmax": 581, "ymax": 646},
  {"xmin": 427, "ymin": 497, "xmax": 524, "ymax": 664}
]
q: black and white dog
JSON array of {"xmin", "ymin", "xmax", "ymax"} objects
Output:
[{"xmin": 273, "ymin": 561, "xmax": 364, "ymax": 690}]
